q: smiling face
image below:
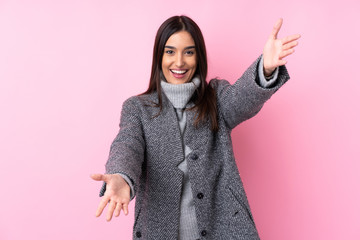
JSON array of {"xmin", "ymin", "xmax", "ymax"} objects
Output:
[{"xmin": 161, "ymin": 31, "xmax": 197, "ymax": 84}]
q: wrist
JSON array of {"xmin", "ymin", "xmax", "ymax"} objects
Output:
[{"xmin": 264, "ymin": 67, "xmax": 275, "ymax": 77}]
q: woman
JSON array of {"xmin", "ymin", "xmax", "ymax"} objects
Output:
[{"xmin": 91, "ymin": 15, "xmax": 300, "ymax": 239}]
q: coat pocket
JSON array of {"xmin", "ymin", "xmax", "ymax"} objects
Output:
[{"xmin": 227, "ymin": 186, "xmax": 255, "ymax": 225}]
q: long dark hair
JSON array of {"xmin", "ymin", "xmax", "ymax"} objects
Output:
[{"xmin": 141, "ymin": 15, "xmax": 218, "ymax": 132}]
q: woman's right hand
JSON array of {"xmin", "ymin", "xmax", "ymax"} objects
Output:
[{"xmin": 90, "ymin": 173, "xmax": 130, "ymax": 221}]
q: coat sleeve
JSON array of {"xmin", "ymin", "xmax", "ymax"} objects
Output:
[
  {"xmin": 99, "ymin": 96, "xmax": 145, "ymax": 199},
  {"xmin": 210, "ymin": 54, "xmax": 290, "ymax": 129}
]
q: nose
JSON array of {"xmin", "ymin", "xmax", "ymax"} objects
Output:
[{"xmin": 175, "ymin": 53, "xmax": 185, "ymax": 68}]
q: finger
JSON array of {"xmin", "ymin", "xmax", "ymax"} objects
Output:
[
  {"xmin": 114, "ymin": 202, "xmax": 122, "ymax": 217},
  {"xmin": 106, "ymin": 200, "xmax": 116, "ymax": 221},
  {"xmin": 281, "ymin": 34, "xmax": 301, "ymax": 45},
  {"xmin": 273, "ymin": 59, "xmax": 287, "ymax": 67},
  {"xmin": 282, "ymin": 40, "xmax": 298, "ymax": 51},
  {"xmin": 91, "ymin": 174, "xmax": 111, "ymax": 184},
  {"xmin": 122, "ymin": 202, "xmax": 129, "ymax": 216},
  {"xmin": 90, "ymin": 173, "xmax": 105, "ymax": 181},
  {"xmin": 279, "ymin": 49, "xmax": 295, "ymax": 59},
  {"xmin": 95, "ymin": 196, "xmax": 109, "ymax": 217},
  {"xmin": 270, "ymin": 18, "xmax": 283, "ymax": 39}
]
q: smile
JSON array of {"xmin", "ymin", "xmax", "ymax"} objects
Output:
[{"xmin": 170, "ymin": 69, "xmax": 188, "ymax": 74}]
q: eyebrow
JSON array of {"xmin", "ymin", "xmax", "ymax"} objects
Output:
[{"xmin": 164, "ymin": 45, "xmax": 195, "ymax": 50}]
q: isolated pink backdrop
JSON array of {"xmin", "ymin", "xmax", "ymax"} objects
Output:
[{"xmin": 0, "ymin": 0, "xmax": 359, "ymax": 239}]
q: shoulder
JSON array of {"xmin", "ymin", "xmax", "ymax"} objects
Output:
[
  {"xmin": 123, "ymin": 92, "xmax": 158, "ymax": 108},
  {"xmin": 209, "ymin": 78, "xmax": 230, "ymax": 86},
  {"xmin": 120, "ymin": 92, "xmax": 160, "ymax": 120},
  {"xmin": 209, "ymin": 78, "xmax": 232, "ymax": 93}
]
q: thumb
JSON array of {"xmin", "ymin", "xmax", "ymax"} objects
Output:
[
  {"xmin": 90, "ymin": 173, "xmax": 107, "ymax": 182},
  {"xmin": 270, "ymin": 18, "xmax": 283, "ymax": 40}
]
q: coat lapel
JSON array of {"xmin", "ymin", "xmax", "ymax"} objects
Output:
[
  {"xmin": 144, "ymin": 92, "xmax": 211, "ymax": 166},
  {"xmin": 184, "ymin": 108, "xmax": 211, "ymax": 151},
  {"xmin": 145, "ymin": 92, "xmax": 185, "ymax": 168},
  {"xmin": 160, "ymin": 99, "xmax": 186, "ymax": 167}
]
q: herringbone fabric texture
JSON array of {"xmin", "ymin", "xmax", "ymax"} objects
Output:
[{"xmin": 100, "ymin": 55, "xmax": 290, "ymax": 239}]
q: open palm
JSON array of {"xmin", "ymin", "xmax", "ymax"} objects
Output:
[
  {"xmin": 263, "ymin": 18, "xmax": 301, "ymax": 76},
  {"xmin": 91, "ymin": 173, "xmax": 130, "ymax": 221}
]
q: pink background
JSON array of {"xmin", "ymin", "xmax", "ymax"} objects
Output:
[{"xmin": 0, "ymin": 0, "xmax": 359, "ymax": 239}]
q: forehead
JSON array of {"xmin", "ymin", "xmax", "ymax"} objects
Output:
[{"xmin": 165, "ymin": 31, "xmax": 195, "ymax": 47}]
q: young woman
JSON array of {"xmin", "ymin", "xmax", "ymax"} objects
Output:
[{"xmin": 91, "ymin": 15, "xmax": 300, "ymax": 239}]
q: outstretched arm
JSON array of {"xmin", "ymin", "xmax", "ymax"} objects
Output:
[
  {"xmin": 214, "ymin": 18, "xmax": 299, "ymax": 129},
  {"xmin": 263, "ymin": 18, "xmax": 301, "ymax": 76},
  {"xmin": 91, "ymin": 97, "xmax": 145, "ymax": 221}
]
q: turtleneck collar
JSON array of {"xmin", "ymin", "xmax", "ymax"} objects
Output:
[{"xmin": 160, "ymin": 74, "xmax": 201, "ymax": 109}]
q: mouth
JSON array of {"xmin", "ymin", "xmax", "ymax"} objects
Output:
[{"xmin": 170, "ymin": 69, "xmax": 188, "ymax": 79}]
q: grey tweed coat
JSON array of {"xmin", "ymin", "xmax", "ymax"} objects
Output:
[{"xmin": 103, "ymin": 56, "xmax": 290, "ymax": 239}]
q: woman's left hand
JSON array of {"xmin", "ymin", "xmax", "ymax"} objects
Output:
[{"xmin": 263, "ymin": 18, "xmax": 301, "ymax": 76}]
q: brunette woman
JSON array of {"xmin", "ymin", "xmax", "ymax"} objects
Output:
[{"xmin": 91, "ymin": 15, "xmax": 300, "ymax": 239}]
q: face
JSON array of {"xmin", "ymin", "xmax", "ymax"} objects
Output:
[{"xmin": 162, "ymin": 31, "xmax": 197, "ymax": 84}]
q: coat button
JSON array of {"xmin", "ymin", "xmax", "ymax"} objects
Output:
[
  {"xmin": 191, "ymin": 154, "xmax": 198, "ymax": 160},
  {"xmin": 201, "ymin": 230, "xmax": 207, "ymax": 236},
  {"xmin": 197, "ymin": 192, "xmax": 204, "ymax": 199},
  {"xmin": 136, "ymin": 231, "xmax": 142, "ymax": 238}
]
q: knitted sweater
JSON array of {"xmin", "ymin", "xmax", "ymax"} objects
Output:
[{"xmin": 160, "ymin": 76, "xmax": 201, "ymax": 240}]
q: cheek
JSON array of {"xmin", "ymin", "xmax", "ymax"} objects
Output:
[
  {"xmin": 162, "ymin": 58, "xmax": 171, "ymax": 71},
  {"xmin": 190, "ymin": 58, "xmax": 197, "ymax": 70}
]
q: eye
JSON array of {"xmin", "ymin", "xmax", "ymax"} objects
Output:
[
  {"xmin": 185, "ymin": 50, "xmax": 194, "ymax": 55},
  {"xmin": 165, "ymin": 50, "xmax": 174, "ymax": 55}
]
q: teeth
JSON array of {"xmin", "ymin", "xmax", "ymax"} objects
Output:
[{"xmin": 171, "ymin": 70, "xmax": 187, "ymax": 74}]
